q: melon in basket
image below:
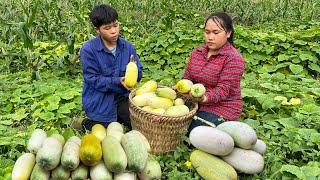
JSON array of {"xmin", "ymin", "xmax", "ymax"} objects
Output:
[{"xmin": 165, "ymin": 105, "xmax": 190, "ymax": 116}]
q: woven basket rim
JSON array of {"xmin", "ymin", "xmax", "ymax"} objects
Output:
[{"xmin": 128, "ymin": 88, "xmax": 198, "ymax": 118}]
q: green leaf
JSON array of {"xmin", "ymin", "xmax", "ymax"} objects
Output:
[
  {"xmin": 297, "ymin": 128, "xmax": 318, "ymax": 141},
  {"xmin": 63, "ymin": 128, "xmax": 75, "ymax": 140},
  {"xmin": 31, "ymin": 108, "xmax": 42, "ymax": 118},
  {"xmin": 58, "ymin": 102, "xmax": 76, "ymax": 114},
  {"xmin": 271, "ymin": 72, "xmax": 286, "ymax": 81},
  {"xmin": 276, "ymin": 118, "xmax": 299, "ymax": 128},
  {"xmin": 0, "ymin": 120, "xmax": 13, "ymax": 126},
  {"xmin": 278, "ymin": 54, "xmax": 289, "ymax": 62},
  {"xmin": 294, "ymin": 40, "xmax": 307, "ymax": 45},
  {"xmin": 46, "ymin": 94, "xmax": 61, "ymax": 104},
  {"xmin": 46, "ymin": 103, "xmax": 59, "ymax": 111},
  {"xmin": 289, "ymin": 64, "xmax": 303, "ymax": 74},
  {"xmin": 12, "ymin": 108, "xmax": 28, "ymax": 121},
  {"xmin": 280, "ymin": 43, "xmax": 290, "ymax": 49},
  {"xmin": 310, "ymin": 133, "xmax": 320, "ymax": 144},
  {"xmin": 257, "ymin": 94, "xmax": 276, "ymax": 109},
  {"xmin": 308, "ymin": 63, "xmax": 320, "ymax": 73},
  {"xmin": 280, "ymin": 165, "xmax": 306, "ymax": 179},
  {"xmin": 37, "ymin": 84, "xmax": 56, "ymax": 95},
  {"xmin": 241, "ymin": 88, "xmax": 261, "ymax": 98},
  {"xmin": 59, "ymin": 89, "xmax": 80, "ymax": 100},
  {"xmin": 299, "ymin": 53, "xmax": 316, "ymax": 62},
  {"xmin": 38, "ymin": 112, "xmax": 55, "ymax": 121},
  {"xmin": 299, "ymin": 104, "xmax": 320, "ymax": 115},
  {"xmin": 275, "ymin": 62, "xmax": 291, "ymax": 70},
  {"xmin": 45, "ymin": 95, "xmax": 61, "ymax": 111},
  {"xmin": 261, "ymin": 97, "xmax": 276, "ymax": 109},
  {"xmin": 301, "ymin": 166, "xmax": 320, "ymax": 178},
  {"xmin": 265, "ymin": 45, "xmax": 274, "ymax": 55},
  {"xmin": 243, "ymin": 119, "xmax": 260, "ymax": 128},
  {"xmin": 259, "ymin": 83, "xmax": 274, "ymax": 90}
]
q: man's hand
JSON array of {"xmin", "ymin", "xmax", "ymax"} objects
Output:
[{"xmin": 120, "ymin": 77, "xmax": 132, "ymax": 91}]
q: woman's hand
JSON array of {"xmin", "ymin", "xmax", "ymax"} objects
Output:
[
  {"xmin": 189, "ymin": 92, "xmax": 206, "ymax": 103},
  {"xmin": 179, "ymin": 92, "xmax": 207, "ymax": 103}
]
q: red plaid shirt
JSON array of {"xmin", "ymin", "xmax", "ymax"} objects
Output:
[{"xmin": 183, "ymin": 42, "xmax": 245, "ymax": 120}]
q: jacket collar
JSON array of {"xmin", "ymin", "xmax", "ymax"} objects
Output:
[{"xmin": 96, "ymin": 35, "xmax": 125, "ymax": 52}]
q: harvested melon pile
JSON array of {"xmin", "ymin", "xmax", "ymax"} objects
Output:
[
  {"xmin": 189, "ymin": 121, "xmax": 267, "ymax": 179},
  {"xmin": 132, "ymin": 79, "xmax": 206, "ymax": 116},
  {"xmin": 12, "ymin": 122, "xmax": 162, "ymax": 180}
]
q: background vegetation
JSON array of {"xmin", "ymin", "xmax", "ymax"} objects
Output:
[{"xmin": 0, "ymin": 0, "xmax": 319, "ymax": 179}]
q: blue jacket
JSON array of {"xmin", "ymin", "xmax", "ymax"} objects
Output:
[{"xmin": 80, "ymin": 36, "xmax": 143, "ymax": 123}]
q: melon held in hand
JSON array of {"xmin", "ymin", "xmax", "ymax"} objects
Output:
[{"xmin": 190, "ymin": 83, "xmax": 206, "ymax": 98}]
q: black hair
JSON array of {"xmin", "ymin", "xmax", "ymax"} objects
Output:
[
  {"xmin": 89, "ymin": 4, "xmax": 118, "ymax": 28},
  {"xmin": 205, "ymin": 12, "xmax": 234, "ymax": 45}
]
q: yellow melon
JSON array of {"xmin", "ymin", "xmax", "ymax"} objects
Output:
[{"xmin": 79, "ymin": 134, "xmax": 102, "ymax": 166}]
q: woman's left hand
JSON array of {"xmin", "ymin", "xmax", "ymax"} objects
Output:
[
  {"xmin": 181, "ymin": 92, "xmax": 207, "ymax": 103},
  {"xmin": 190, "ymin": 93, "xmax": 207, "ymax": 103}
]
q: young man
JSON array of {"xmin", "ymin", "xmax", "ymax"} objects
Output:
[{"xmin": 76, "ymin": 4, "xmax": 143, "ymax": 131}]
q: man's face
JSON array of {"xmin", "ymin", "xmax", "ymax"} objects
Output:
[{"xmin": 96, "ymin": 21, "xmax": 120, "ymax": 45}]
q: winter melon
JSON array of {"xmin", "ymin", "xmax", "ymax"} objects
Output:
[
  {"xmin": 176, "ymin": 79, "xmax": 193, "ymax": 93},
  {"xmin": 147, "ymin": 96, "xmax": 173, "ymax": 109},
  {"xmin": 90, "ymin": 161, "xmax": 113, "ymax": 180},
  {"xmin": 36, "ymin": 137, "xmax": 63, "ymax": 170},
  {"xmin": 79, "ymin": 134, "xmax": 102, "ymax": 166},
  {"xmin": 27, "ymin": 129, "xmax": 47, "ymax": 154},
  {"xmin": 164, "ymin": 105, "xmax": 189, "ymax": 116},
  {"xmin": 121, "ymin": 133, "xmax": 148, "ymax": 172},
  {"xmin": 61, "ymin": 136, "xmax": 81, "ymax": 170},
  {"xmin": 138, "ymin": 157, "xmax": 161, "ymax": 180},
  {"xmin": 135, "ymin": 80, "xmax": 157, "ymax": 95},
  {"xmin": 124, "ymin": 59, "xmax": 138, "ymax": 88},
  {"xmin": 217, "ymin": 121, "xmax": 257, "ymax": 149},
  {"xmin": 102, "ymin": 136, "xmax": 127, "ymax": 173},
  {"xmin": 221, "ymin": 148, "xmax": 264, "ymax": 174},
  {"xmin": 132, "ymin": 93, "xmax": 156, "ymax": 107},
  {"xmin": 251, "ymin": 139, "xmax": 267, "ymax": 155},
  {"xmin": 155, "ymin": 87, "xmax": 177, "ymax": 100},
  {"xmin": 92, "ymin": 124, "xmax": 107, "ymax": 141},
  {"xmin": 189, "ymin": 126, "xmax": 234, "ymax": 156},
  {"xmin": 12, "ymin": 153, "xmax": 36, "ymax": 180},
  {"xmin": 190, "ymin": 150, "xmax": 237, "ymax": 180}
]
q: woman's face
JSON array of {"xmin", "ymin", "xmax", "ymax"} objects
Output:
[{"xmin": 204, "ymin": 19, "xmax": 231, "ymax": 53}]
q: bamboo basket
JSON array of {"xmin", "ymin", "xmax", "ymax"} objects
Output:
[{"xmin": 128, "ymin": 89, "xmax": 198, "ymax": 154}]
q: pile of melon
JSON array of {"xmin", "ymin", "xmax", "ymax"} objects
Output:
[
  {"xmin": 12, "ymin": 122, "xmax": 161, "ymax": 180},
  {"xmin": 132, "ymin": 79, "xmax": 206, "ymax": 117},
  {"xmin": 189, "ymin": 121, "xmax": 267, "ymax": 179}
]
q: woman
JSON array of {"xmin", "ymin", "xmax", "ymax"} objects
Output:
[{"xmin": 183, "ymin": 12, "xmax": 245, "ymax": 131}]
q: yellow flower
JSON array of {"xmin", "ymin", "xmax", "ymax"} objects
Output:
[
  {"xmin": 55, "ymin": 45, "xmax": 63, "ymax": 56},
  {"xmin": 289, "ymin": 98, "xmax": 301, "ymax": 105},
  {"xmin": 184, "ymin": 160, "xmax": 192, "ymax": 168}
]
